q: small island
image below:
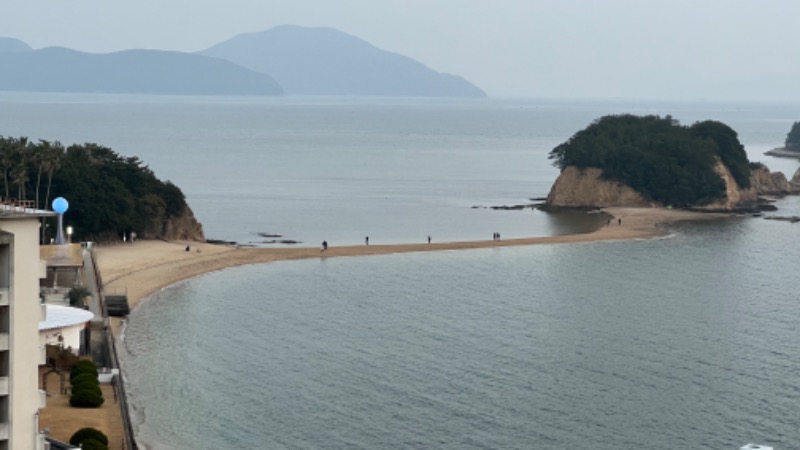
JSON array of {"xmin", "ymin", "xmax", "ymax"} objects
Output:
[
  {"xmin": 765, "ymin": 121, "xmax": 800, "ymax": 159},
  {"xmin": 546, "ymin": 114, "xmax": 800, "ymax": 211}
]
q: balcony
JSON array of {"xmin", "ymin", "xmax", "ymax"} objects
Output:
[
  {"xmin": 0, "ymin": 378, "xmax": 7, "ymax": 396},
  {"xmin": 0, "ymin": 422, "xmax": 7, "ymax": 440},
  {"xmin": 0, "ymin": 289, "xmax": 6, "ymax": 306},
  {"xmin": 0, "ymin": 334, "xmax": 7, "ymax": 352}
]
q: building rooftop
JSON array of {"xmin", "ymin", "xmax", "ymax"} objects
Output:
[
  {"xmin": 0, "ymin": 200, "xmax": 56, "ymax": 219},
  {"xmin": 39, "ymin": 304, "xmax": 94, "ymax": 331}
]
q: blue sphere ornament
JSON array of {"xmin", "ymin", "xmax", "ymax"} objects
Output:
[{"xmin": 52, "ymin": 197, "xmax": 69, "ymax": 214}]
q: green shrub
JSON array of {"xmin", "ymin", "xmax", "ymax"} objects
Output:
[
  {"xmin": 71, "ymin": 383, "xmax": 102, "ymax": 397},
  {"xmin": 69, "ymin": 427, "xmax": 109, "ymax": 446},
  {"xmin": 79, "ymin": 438, "xmax": 109, "ymax": 450},
  {"xmin": 70, "ymin": 373, "xmax": 98, "ymax": 386},
  {"xmin": 70, "ymin": 360, "xmax": 98, "ymax": 380},
  {"xmin": 69, "ymin": 389, "xmax": 104, "ymax": 408},
  {"xmin": 65, "ymin": 286, "xmax": 91, "ymax": 307},
  {"xmin": 72, "ymin": 359, "xmax": 97, "ymax": 371}
]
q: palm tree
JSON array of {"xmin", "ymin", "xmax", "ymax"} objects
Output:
[
  {"xmin": 0, "ymin": 137, "xmax": 13, "ymax": 199},
  {"xmin": 42, "ymin": 141, "xmax": 64, "ymax": 210},
  {"xmin": 10, "ymin": 138, "xmax": 30, "ymax": 201},
  {"xmin": 33, "ymin": 140, "xmax": 49, "ymax": 210},
  {"xmin": 65, "ymin": 286, "xmax": 91, "ymax": 307}
]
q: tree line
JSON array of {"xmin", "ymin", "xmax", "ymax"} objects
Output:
[
  {"xmin": 0, "ymin": 136, "xmax": 188, "ymax": 242},
  {"xmin": 548, "ymin": 114, "xmax": 754, "ymax": 207}
]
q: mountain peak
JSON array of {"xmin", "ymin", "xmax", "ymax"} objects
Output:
[
  {"xmin": 0, "ymin": 37, "xmax": 32, "ymax": 53},
  {"xmin": 201, "ymin": 25, "xmax": 486, "ymax": 98}
]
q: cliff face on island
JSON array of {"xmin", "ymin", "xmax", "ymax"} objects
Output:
[
  {"xmin": 132, "ymin": 204, "xmax": 205, "ymax": 242},
  {"xmin": 545, "ymin": 166, "xmax": 651, "ymax": 208},
  {"xmin": 546, "ymin": 162, "xmax": 799, "ymax": 211},
  {"xmin": 160, "ymin": 206, "xmax": 205, "ymax": 241}
]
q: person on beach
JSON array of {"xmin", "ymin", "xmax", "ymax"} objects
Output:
[
  {"xmin": 618, "ymin": 218, "xmax": 622, "ymax": 225},
  {"xmin": 322, "ymin": 240, "xmax": 328, "ymax": 251},
  {"xmin": 427, "ymin": 235, "xmax": 431, "ymax": 244},
  {"xmin": 365, "ymin": 236, "xmax": 369, "ymax": 245}
]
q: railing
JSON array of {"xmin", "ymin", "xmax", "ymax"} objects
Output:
[
  {"xmin": 40, "ymin": 287, "xmax": 71, "ymax": 297},
  {"xmin": 90, "ymin": 249, "xmax": 137, "ymax": 450},
  {"xmin": 104, "ymin": 286, "xmax": 127, "ymax": 298},
  {"xmin": 0, "ymin": 199, "xmax": 37, "ymax": 214}
]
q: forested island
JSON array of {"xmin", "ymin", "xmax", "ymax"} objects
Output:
[
  {"xmin": 547, "ymin": 114, "xmax": 799, "ymax": 210},
  {"xmin": 0, "ymin": 136, "xmax": 203, "ymax": 242},
  {"xmin": 764, "ymin": 121, "xmax": 800, "ymax": 158}
]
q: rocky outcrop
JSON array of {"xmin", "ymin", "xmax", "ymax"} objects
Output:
[
  {"xmin": 161, "ymin": 206, "xmax": 205, "ymax": 241},
  {"xmin": 692, "ymin": 160, "xmax": 758, "ymax": 211},
  {"xmin": 697, "ymin": 163, "xmax": 799, "ymax": 211},
  {"xmin": 750, "ymin": 166, "xmax": 799, "ymax": 196},
  {"xmin": 545, "ymin": 166, "xmax": 651, "ymax": 208},
  {"xmin": 546, "ymin": 162, "xmax": 799, "ymax": 212}
]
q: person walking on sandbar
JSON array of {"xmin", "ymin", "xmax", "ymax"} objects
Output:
[
  {"xmin": 365, "ymin": 236, "xmax": 369, "ymax": 245},
  {"xmin": 427, "ymin": 235, "xmax": 431, "ymax": 244},
  {"xmin": 322, "ymin": 240, "xmax": 328, "ymax": 251}
]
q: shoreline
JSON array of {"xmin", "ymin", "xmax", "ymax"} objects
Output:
[{"xmin": 95, "ymin": 206, "xmax": 736, "ymax": 337}]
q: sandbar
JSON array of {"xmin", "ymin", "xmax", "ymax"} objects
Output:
[{"xmin": 96, "ymin": 206, "xmax": 734, "ymax": 335}]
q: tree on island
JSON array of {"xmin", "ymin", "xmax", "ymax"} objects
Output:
[
  {"xmin": 785, "ymin": 121, "xmax": 800, "ymax": 149},
  {"xmin": 548, "ymin": 114, "xmax": 753, "ymax": 207},
  {"xmin": 0, "ymin": 135, "xmax": 192, "ymax": 242}
]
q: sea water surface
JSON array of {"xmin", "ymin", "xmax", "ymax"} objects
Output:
[
  {"xmin": 122, "ymin": 212, "xmax": 800, "ymax": 449},
  {"xmin": 3, "ymin": 95, "xmax": 800, "ymax": 448}
]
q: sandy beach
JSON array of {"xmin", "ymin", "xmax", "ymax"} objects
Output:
[{"xmin": 95, "ymin": 207, "xmax": 733, "ymax": 332}]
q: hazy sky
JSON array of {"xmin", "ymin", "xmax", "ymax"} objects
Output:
[{"xmin": 3, "ymin": 0, "xmax": 800, "ymax": 100}]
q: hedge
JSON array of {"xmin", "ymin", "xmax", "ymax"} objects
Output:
[
  {"xmin": 69, "ymin": 389, "xmax": 104, "ymax": 408},
  {"xmin": 69, "ymin": 427, "xmax": 109, "ymax": 446}
]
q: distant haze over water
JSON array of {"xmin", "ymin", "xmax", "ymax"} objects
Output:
[
  {"xmin": 3, "ymin": 94, "xmax": 800, "ymax": 448},
  {"xmin": 1, "ymin": 93, "xmax": 799, "ymax": 245}
]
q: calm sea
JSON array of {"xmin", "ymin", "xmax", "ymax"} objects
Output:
[{"xmin": 3, "ymin": 94, "xmax": 800, "ymax": 449}]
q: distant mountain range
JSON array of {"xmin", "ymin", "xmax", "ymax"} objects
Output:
[
  {"xmin": 0, "ymin": 27, "xmax": 486, "ymax": 98},
  {"xmin": 0, "ymin": 46, "xmax": 283, "ymax": 96}
]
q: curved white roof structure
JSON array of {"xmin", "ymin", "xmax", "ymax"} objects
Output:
[{"xmin": 39, "ymin": 304, "xmax": 94, "ymax": 331}]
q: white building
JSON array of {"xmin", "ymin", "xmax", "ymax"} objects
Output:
[
  {"xmin": 39, "ymin": 305, "xmax": 94, "ymax": 356},
  {"xmin": 0, "ymin": 206, "xmax": 54, "ymax": 450}
]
